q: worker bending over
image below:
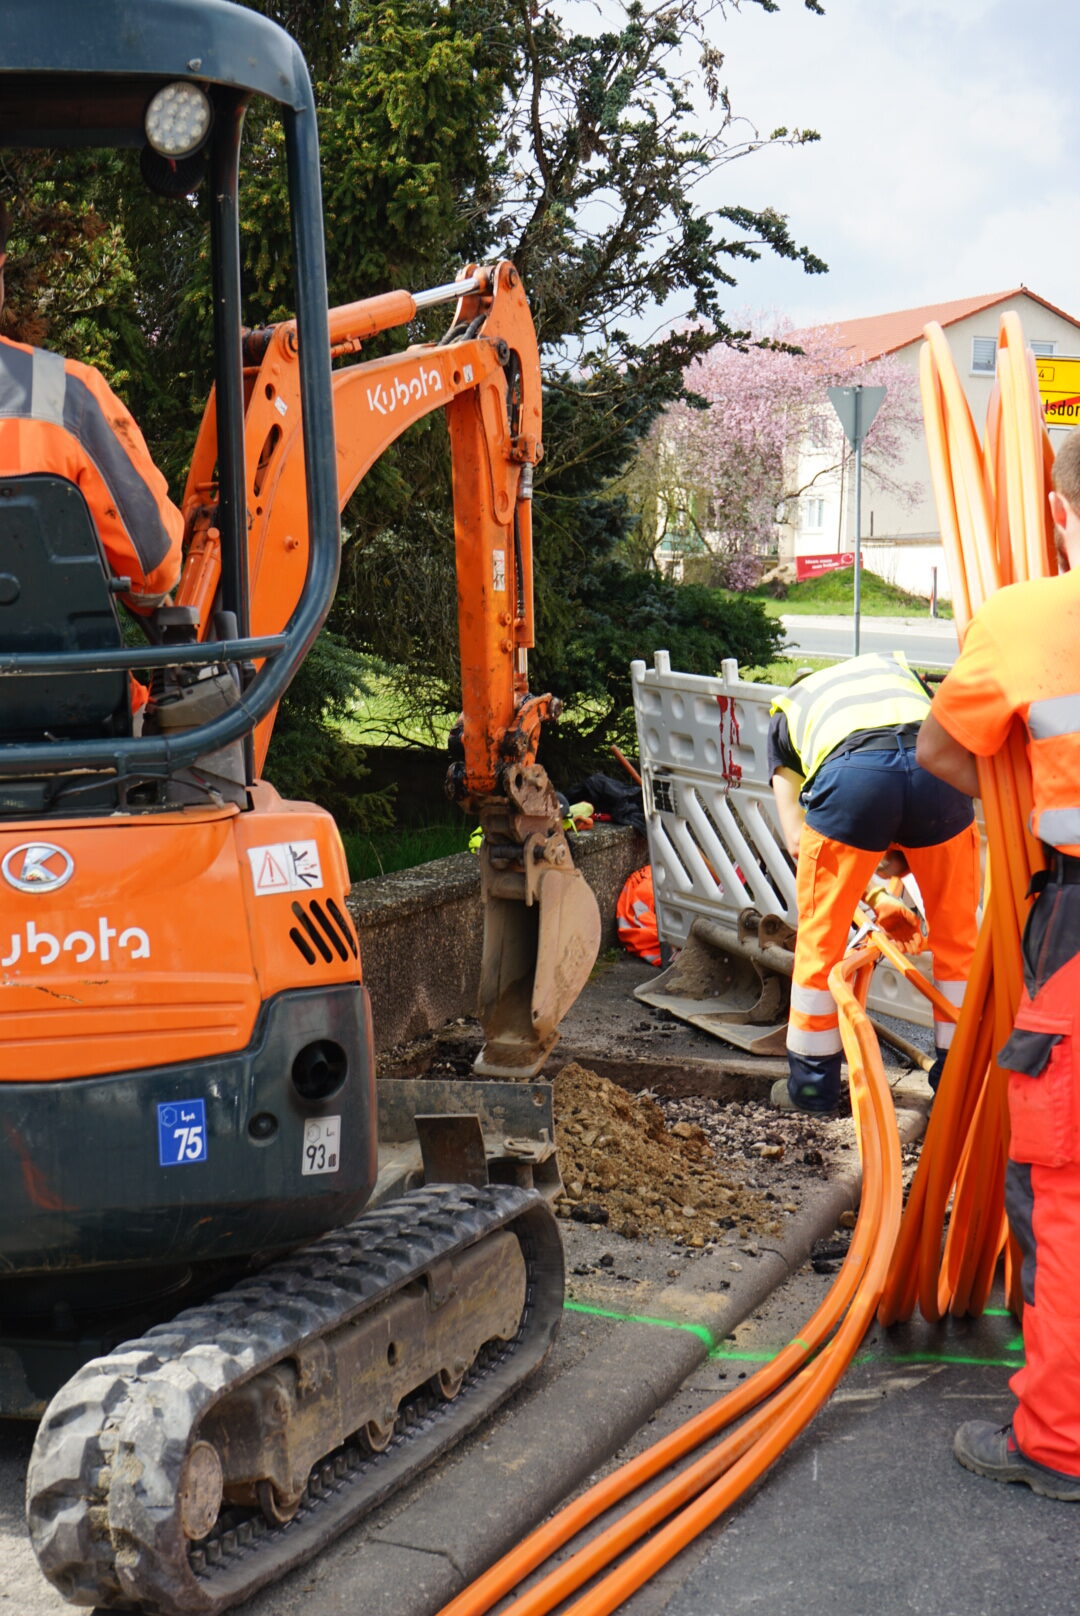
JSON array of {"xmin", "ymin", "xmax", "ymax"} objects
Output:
[
  {"xmin": 769, "ymin": 650, "xmax": 980, "ymax": 1114},
  {"xmin": 917, "ymin": 425, "xmax": 1080, "ymax": 1503},
  {"xmin": 0, "ymin": 204, "xmax": 182, "ymax": 613}
]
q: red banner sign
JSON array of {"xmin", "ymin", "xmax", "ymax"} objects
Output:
[{"xmin": 795, "ymin": 552, "xmax": 854, "ymax": 581}]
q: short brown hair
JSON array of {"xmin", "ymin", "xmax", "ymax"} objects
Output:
[{"xmin": 1052, "ymin": 426, "xmax": 1080, "ymax": 513}]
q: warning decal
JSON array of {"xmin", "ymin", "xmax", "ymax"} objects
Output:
[{"xmin": 247, "ymin": 839, "xmax": 324, "ymax": 897}]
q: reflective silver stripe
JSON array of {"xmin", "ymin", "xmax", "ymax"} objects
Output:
[
  {"xmin": 786, "ymin": 1024, "xmax": 843, "ymax": 1057},
  {"xmin": 0, "ymin": 342, "xmax": 31, "ymax": 414},
  {"xmin": 790, "ymin": 983, "xmax": 837, "ymax": 1016},
  {"xmin": 62, "ymin": 370, "xmax": 174, "ymax": 575},
  {"xmin": 1036, "ymin": 808, "xmax": 1080, "ymax": 848},
  {"xmin": 932, "ymin": 980, "xmax": 964, "ymax": 1045},
  {"xmin": 30, "ymin": 347, "xmax": 66, "ymax": 427},
  {"xmin": 1027, "ymin": 693, "xmax": 1080, "ymax": 740}
]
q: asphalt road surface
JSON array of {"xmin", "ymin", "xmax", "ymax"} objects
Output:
[
  {"xmin": 580, "ymin": 1271, "xmax": 1075, "ymax": 1616},
  {"xmin": 781, "ymin": 614, "xmax": 959, "ymax": 669}
]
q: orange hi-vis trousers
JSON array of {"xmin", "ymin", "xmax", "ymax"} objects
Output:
[
  {"xmin": 788, "ymin": 820, "xmax": 981, "ymax": 1071},
  {"xmin": 999, "ymin": 878, "xmax": 1080, "ymax": 1475}
]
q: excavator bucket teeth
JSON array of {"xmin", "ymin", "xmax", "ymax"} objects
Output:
[
  {"xmin": 633, "ymin": 916, "xmax": 792, "ymax": 1057},
  {"xmin": 474, "ymin": 864, "xmax": 601, "ymax": 1078}
]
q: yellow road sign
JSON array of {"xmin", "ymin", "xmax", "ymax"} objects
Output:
[{"xmin": 1037, "ymin": 355, "xmax": 1080, "ymax": 427}]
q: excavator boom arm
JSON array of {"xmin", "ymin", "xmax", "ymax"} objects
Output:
[
  {"xmin": 179, "ymin": 261, "xmax": 599, "ymax": 1076},
  {"xmin": 180, "ymin": 263, "xmax": 540, "ymax": 786}
]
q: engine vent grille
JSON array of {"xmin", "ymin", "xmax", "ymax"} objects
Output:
[{"xmin": 288, "ymin": 897, "xmax": 360, "ymax": 967}]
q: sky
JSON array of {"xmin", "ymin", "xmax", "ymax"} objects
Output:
[{"xmin": 681, "ymin": 0, "xmax": 1077, "ymax": 329}]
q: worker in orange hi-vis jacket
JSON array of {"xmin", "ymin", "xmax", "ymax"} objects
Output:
[
  {"xmin": 918, "ymin": 425, "xmax": 1080, "ymax": 1504},
  {"xmin": 0, "ymin": 204, "xmax": 183, "ymax": 614}
]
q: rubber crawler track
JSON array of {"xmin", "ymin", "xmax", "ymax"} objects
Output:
[{"xmin": 26, "ymin": 1183, "xmax": 564, "ymax": 1616}]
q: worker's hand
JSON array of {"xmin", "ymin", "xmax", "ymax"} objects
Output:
[{"xmin": 869, "ymin": 892, "xmax": 923, "ymax": 951}]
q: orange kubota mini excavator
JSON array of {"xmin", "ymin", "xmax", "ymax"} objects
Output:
[{"xmin": 0, "ymin": 4, "xmax": 600, "ymax": 1612}]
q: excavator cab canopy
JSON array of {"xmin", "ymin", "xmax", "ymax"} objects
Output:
[{"xmin": 0, "ymin": 0, "xmax": 339, "ymax": 793}]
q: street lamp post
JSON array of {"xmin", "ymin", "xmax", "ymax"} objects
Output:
[{"xmin": 827, "ymin": 383, "xmax": 886, "ymax": 656}]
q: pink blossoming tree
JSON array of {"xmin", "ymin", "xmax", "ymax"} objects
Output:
[{"xmin": 622, "ymin": 320, "xmax": 924, "ymax": 587}]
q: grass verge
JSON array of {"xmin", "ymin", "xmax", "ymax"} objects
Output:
[{"xmin": 748, "ymin": 565, "xmax": 952, "ymax": 619}]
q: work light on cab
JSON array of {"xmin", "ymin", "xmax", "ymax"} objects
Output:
[{"xmin": 144, "ymin": 81, "xmax": 212, "ymax": 157}]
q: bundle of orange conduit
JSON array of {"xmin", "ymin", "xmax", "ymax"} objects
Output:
[
  {"xmin": 878, "ymin": 311, "xmax": 1053, "ymax": 1326},
  {"xmin": 434, "ymin": 312, "xmax": 1046, "ymax": 1616}
]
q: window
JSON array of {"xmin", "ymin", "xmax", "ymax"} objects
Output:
[
  {"xmin": 971, "ymin": 337, "xmax": 996, "ymax": 375},
  {"xmin": 807, "ymin": 415, "xmax": 832, "ymax": 450},
  {"xmin": 804, "ymin": 497, "xmax": 825, "ymax": 531},
  {"xmin": 1030, "ymin": 340, "xmax": 1057, "ymax": 358}
]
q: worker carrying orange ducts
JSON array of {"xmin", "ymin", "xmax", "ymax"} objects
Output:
[
  {"xmin": 0, "ymin": 203, "xmax": 183, "ymax": 613},
  {"xmin": 917, "ymin": 426, "xmax": 1080, "ymax": 1503},
  {"xmin": 769, "ymin": 650, "xmax": 980, "ymax": 1114}
]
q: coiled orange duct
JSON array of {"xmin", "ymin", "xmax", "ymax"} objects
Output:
[{"xmin": 879, "ymin": 310, "xmax": 1052, "ymax": 1324}]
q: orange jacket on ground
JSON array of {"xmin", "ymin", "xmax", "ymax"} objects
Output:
[
  {"xmin": 931, "ymin": 568, "xmax": 1080, "ymax": 854},
  {"xmin": 617, "ymin": 865, "xmax": 661, "ymax": 967},
  {"xmin": 0, "ymin": 333, "xmax": 183, "ymax": 610}
]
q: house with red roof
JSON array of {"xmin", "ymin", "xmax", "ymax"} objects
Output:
[{"xmin": 788, "ymin": 288, "xmax": 1080, "ymax": 600}]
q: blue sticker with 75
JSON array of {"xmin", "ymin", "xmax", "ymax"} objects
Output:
[{"xmin": 158, "ymin": 1099, "xmax": 208, "ymax": 1166}]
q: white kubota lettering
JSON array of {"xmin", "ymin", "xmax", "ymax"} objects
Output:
[
  {"xmin": 0, "ymin": 917, "xmax": 151, "ymax": 971},
  {"xmin": 26, "ymin": 921, "xmax": 60, "ymax": 965},
  {"xmin": 365, "ymin": 365, "xmax": 443, "ymax": 417}
]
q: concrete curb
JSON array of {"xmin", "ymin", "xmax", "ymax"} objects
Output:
[{"xmin": 307, "ymin": 1106, "xmax": 925, "ymax": 1616}]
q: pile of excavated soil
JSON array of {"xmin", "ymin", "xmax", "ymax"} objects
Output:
[{"xmin": 553, "ymin": 1062, "xmax": 777, "ymax": 1245}]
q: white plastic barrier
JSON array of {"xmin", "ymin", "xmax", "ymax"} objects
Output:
[{"xmin": 630, "ymin": 650, "xmax": 935, "ymax": 1031}]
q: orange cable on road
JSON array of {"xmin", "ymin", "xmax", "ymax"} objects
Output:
[{"xmin": 436, "ymin": 936, "xmax": 901, "ymax": 1616}]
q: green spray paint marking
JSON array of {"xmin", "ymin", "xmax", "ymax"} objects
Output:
[
  {"xmin": 880, "ymin": 1351, "xmax": 1025, "ymax": 1371},
  {"xmin": 709, "ymin": 1347, "xmax": 776, "ymax": 1364},
  {"xmin": 564, "ymin": 1299, "xmax": 714, "ymax": 1348},
  {"xmin": 565, "ymin": 1303, "xmax": 1024, "ymax": 1371}
]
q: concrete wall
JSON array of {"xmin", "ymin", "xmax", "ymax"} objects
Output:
[{"xmin": 346, "ymin": 824, "xmax": 647, "ymax": 1053}]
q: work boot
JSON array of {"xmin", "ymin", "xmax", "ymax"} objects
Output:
[
  {"xmin": 773, "ymin": 1051, "xmax": 843, "ymax": 1114},
  {"xmin": 928, "ymin": 1046, "xmax": 949, "ymax": 1093},
  {"xmin": 770, "ymin": 1077, "xmax": 840, "ymax": 1116},
  {"xmin": 953, "ymin": 1422, "xmax": 1080, "ymax": 1500}
]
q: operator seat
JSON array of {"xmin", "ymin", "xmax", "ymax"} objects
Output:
[{"xmin": 0, "ymin": 473, "xmax": 130, "ymax": 740}]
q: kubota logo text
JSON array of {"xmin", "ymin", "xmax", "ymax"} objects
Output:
[
  {"xmin": 365, "ymin": 365, "xmax": 442, "ymax": 417},
  {"xmin": 1, "ymin": 842, "xmax": 74, "ymax": 894},
  {"xmin": 1, "ymin": 917, "xmax": 151, "ymax": 969}
]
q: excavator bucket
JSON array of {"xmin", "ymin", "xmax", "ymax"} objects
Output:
[
  {"xmin": 633, "ymin": 912, "xmax": 794, "ymax": 1057},
  {"xmin": 474, "ymin": 852, "xmax": 602, "ymax": 1077}
]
